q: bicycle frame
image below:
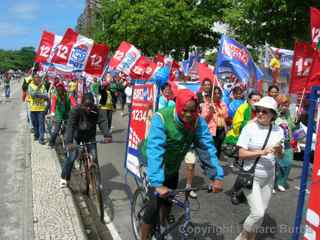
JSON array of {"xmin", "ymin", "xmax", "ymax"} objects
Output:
[{"xmin": 155, "ymin": 193, "xmax": 191, "ymax": 240}]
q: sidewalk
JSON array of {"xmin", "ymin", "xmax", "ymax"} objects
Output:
[{"xmin": 30, "ymin": 136, "xmax": 87, "ymax": 240}]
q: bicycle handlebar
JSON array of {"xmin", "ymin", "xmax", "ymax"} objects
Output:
[{"xmin": 154, "ymin": 185, "xmax": 213, "ymax": 198}]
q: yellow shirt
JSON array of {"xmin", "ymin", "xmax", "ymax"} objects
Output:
[
  {"xmin": 68, "ymin": 81, "xmax": 77, "ymax": 92},
  {"xmin": 28, "ymin": 82, "xmax": 47, "ymax": 111},
  {"xmin": 269, "ymin": 57, "xmax": 280, "ymax": 69},
  {"xmin": 100, "ymin": 90, "xmax": 113, "ymax": 110}
]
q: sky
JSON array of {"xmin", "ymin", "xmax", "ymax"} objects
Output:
[{"xmin": 0, "ymin": 0, "xmax": 85, "ymax": 50}]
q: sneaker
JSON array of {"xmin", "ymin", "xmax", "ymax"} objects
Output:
[
  {"xmin": 121, "ymin": 111, "xmax": 125, "ymax": 117},
  {"xmin": 278, "ymin": 185, "xmax": 286, "ymax": 192},
  {"xmin": 39, "ymin": 139, "xmax": 45, "ymax": 145},
  {"xmin": 60, "ymin": 179, "xmax": 68, "ymax": 188},
  {"xmin": 272, "ymin": 189, "xmax": 276, "ymax": 194},
  {"xmin": 189, "ymin": 190, "xmax": 197, "ymax": 199}
]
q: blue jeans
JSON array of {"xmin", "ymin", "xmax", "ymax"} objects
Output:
[
  {"xmin": 61, "ymin": 143, "xmax": 97, "ymax": 181},
  {"xmin": 49, "ymin": 120, "xmax": 63, "ymax": 145},
  {"xmin": 30, "ymin": 111, "xmax": 45, "ymax": 141},
  {"xmin": 25, "ymin": 102, "xmax": 33, "ymax": 129},
  {"xmin": 4, "ymin": 86, "xmax": 10, "ymax": 98}
]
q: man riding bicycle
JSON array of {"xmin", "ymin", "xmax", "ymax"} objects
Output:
[
  {"xmin": 140, "ymin": 89, "xmax": 224, "ymax": 240},
  {"xmin": 60, "ymin": 93, "xmax": 110, "ymax": 187}
]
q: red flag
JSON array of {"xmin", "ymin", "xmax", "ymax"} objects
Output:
[
  {"xmin": 108, "ymin": 41, "xmax": 141, "ymax": 74},
  {"xmin": 289, "ymin": 42, "xmax": 314, "ymax": 94},
  {"xmin": 311, "ymin": 7, "xmax": 320, "ymax": 49},
  {"xmin": 108, "ymin": 41, "xmax": 132, "ymax": 70},
  {"xmin": 130, "ymin": 56, "xmax": 157, "ymax": 80},
  {"xmin": 306, "ymin": 50, "xmax": 320, "ymax": 89},
  {"xmin": 35, "ymin": 31, "xmax": 55, "ymax": 63},
  {"xmin": 85, "ymin": 43, "xmax": 109, "ymax": 76},
  {"xmin": 169, "ymin": 60, "xmax": 180, "ymax": 81},
  {"xmin": 51, "ymin": 28, "xmax": 78, "ymax": 65},
  {"xmin": 153, "ymin": 53, "xmax": 165, "ymax": 68}
]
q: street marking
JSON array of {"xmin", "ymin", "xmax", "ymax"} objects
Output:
[{"xmin": 104, "ymin": 211, "xmax": 122, "ymax": 240}]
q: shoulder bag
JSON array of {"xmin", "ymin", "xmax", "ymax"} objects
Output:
[{"xmin": 236, "ymin": 124, "xmax": 272, "ymax": 190}]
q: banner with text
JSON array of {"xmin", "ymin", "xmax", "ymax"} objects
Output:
[
  {"xmin": 289, "ymin": 42, "xmax": 314, "ymax": 94},
  {"xmin": 125, "ymin": 81, "xmax": 158, "ymax": 178},
  {"xmin": 108, "ymin": 41, "xmax": 141, "ymax": 75}
]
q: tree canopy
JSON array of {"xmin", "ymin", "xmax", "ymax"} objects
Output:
[
  {"xmin": 91, "ymin": 0, "xmax": 228, "ymax": 59},
  {"xmin": 0, "ymin": 47, "xmax": 35, "ymax": 72},
  {"xmin": 83, "ymin": 0, "xmax": 320, "ymax": 59}
]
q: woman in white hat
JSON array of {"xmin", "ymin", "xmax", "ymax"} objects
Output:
[{"xmin": 235, "ymin": 96, "xmax": 284, "ymax": 240}]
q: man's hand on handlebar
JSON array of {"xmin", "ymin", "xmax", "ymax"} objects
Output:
[
  {"xmin": 210, "ymin": 179, "xmax": 223, "ymax": 193},
  {"xmin": 66, "ymin": 143, "xmax": 76, "ymax": 151},
  {"xmin": 155, "ymin": 186, "xmax": 170, "ymax": 198}
]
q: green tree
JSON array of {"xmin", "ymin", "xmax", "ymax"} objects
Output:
[
  {"xmin": 223, "ymin": 0, "xmax": 320, "ymax": 49},
  {"xmin": 90, "ymin": 0, "xmax": 228, "ymax": 59},
  {"xmin": 0, "ymin": 47, "xmax": 35, "ymax": 72}
]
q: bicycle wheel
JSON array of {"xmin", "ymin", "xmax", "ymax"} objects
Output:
[
  {"xmin": 131, "ymin": 188, "xmax": 151, "ymax": 240},
  {"xmin": 89, "ymin": 165, "xmax": 105, "ymax": 222},
  {"xmin": 78, "ymin": 157, "xmax": 89, "ymax": 195}
]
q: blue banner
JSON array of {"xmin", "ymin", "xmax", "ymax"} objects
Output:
[{"xmin": 215, "ymin": 35, "xmax": 263, "ymax": 83}]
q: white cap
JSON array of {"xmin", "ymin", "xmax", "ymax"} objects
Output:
[{"xmin": 254, "ymin": 96, "xmax": 278, "ymax": 113}]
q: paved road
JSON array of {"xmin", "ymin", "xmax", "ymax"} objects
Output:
[
  {"xmin": 0, "ymin": 81, "xmax": 33, "ymax": 240},
  {"xmin": 97, "ymin": 108, "xmax": 308, "ymax": 240}
]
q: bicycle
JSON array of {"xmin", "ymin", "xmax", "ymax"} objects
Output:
[
  {"xmin": 77, "ymin": 141, "xmax": 105, "ymax": 222},
  {"xmin": 131, "ymin": 164, "xmax": 213, "ymax": 240}
]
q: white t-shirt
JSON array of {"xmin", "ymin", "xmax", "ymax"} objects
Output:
[{"xmin": 237, "ymin": 121, "xmax": 284, "ymax": 178}]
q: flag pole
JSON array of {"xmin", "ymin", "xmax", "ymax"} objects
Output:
[{"xmin": 295, "ymin": 87, "xmax": 306, "ymax": 122}]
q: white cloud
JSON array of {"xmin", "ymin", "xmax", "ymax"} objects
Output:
[
  {"xmin": 0, "ymin": 22, "xmax": 28, "ymax": 37},
  {"xmin": 9, "ymin": 2, "xmax": 40, "ymax": 20}
]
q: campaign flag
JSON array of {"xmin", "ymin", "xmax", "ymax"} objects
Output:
[
  {"xmin": 311, "ymin": 7, "xmax": 320, "ymax": 49},
  {"xmin": 304, "ymin": 112, "xmax": 320, "ymax": 240},
  {"xmin": 51, "ymin": 28, "xmax": 78, "ymax": 65},
  {"xmin": 51, "ymin": 28, "xmax": 94, "ymax": 72},
  {"xmin": 108, "ymin": 41, "xmax": 141, "ymax": 75},
  {"xmin": 289, "ymin": 42, "xmax": 314, "ymax": 94},
  {"xmin": 215, "ymin": 35, "xmax": 263, "ymax": 84},
  {"xmin": 130, "ymin": 56, "xmax": 157, "ymax": 80},
  {"xmin": 198, "ymin": 63, "xmax": 221, "ymax": 87},
  {"xmin": 35, "ymin": 31, "xmax": 62, "ymax": 63},
  {"xmin": 170, "ymin": 81, "xmax": 201, "ymax": 97},
  {"xmin": 84, "ymin": 43, "xmax": 109, "ymax": 76},
  {"xmin": 306, "ymin": 50, "xmax": 320, "ymax": 90},
  {"xmin": 125, "ymin": 82, "xmax": 157, "ymax": 178},
  {"xmin": 153, "ymin": 53, "xmax": 165, "ymax": 68},
  {"xmin": 169, "ymin": 60, "xmax": 180, "ymax": 81}
]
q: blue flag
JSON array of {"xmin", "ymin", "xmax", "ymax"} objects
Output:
[{"xmin": 215, "ymin": 35, "xmax": 263, "ymax": 83}]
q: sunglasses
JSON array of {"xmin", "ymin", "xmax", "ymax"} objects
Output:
[{"xmin": 256, "ymin": 108, "xmax": 270, "ymax": 115}]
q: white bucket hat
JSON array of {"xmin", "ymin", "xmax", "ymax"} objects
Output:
[{"xmin": 254, "ymin": 96, "xmax": 278, "ymax": 113}]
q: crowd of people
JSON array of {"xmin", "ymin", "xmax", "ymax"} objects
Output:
[
  {"xmin": 139, "ymin": 78, "xmax": 312, "ymax": 240},
  {"xmin": 19, "ymin": 67, "xmax": 314, "ymax": 240},
  {"xmin": 20, "ymin": 70, "xmax": 132, "ymax": 186}
]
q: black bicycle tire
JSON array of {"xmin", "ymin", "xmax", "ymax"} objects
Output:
[
  {"xmin": 131, "ymin": 188, "xmax": 151, "ymax": 240},
  {"xmin": 89, "ymin": 166, "xmax": 105, "ymax": 222},
  {"xmin": 79, "ymin": 156, "xmax": 89, "ymax": 195}
]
